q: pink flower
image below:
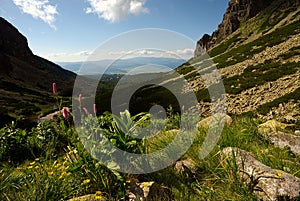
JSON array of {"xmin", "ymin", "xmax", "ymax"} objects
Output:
[
  {"xmin": 93, "ymin": 104, "xmax": 97, "ymax": 116},
  {"xmin": 83, "ymin": 107, "xmax": 89, "ymax": 115},
  {"xmin": 78, "ymin": 94, "xmax": 82, "ymax": 105},
  {"xmin": 62, "ymin": 107, "xmax": 69, "ymax": 119},
  {"xmin": 52, "ymin": 83, "xmax": 57, "ymax": 95}
]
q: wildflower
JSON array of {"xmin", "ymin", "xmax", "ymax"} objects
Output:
[
  {"xmin": 94, "ymin": 195, "xmax": 104, "ymax": 200},
  {"xmin": 30, "ymin": 161, "xmax": 35, "ymax": 165},
  {"xmin": 52, "ymin": 83, "xmax": 57, "ymax": 95},
  {"xmin": 59, "ymin": 171, "xmax": 66, "ymax": 179},
  {"xmin": 48, "ymin": 171, "xmax": 54, "ymax": 175},
  {"xmin": 79, "ymin": 94, "xmax": 82, "ymax": 105},
  {"xmin": 82, "ymin": 179, "xmax": 90, "ymax": 185},
  {"xmin": 95, "ymin": 191, "xmax": 102, "ymax": 196},
  {"xmin": 35, "ymin": 165, "xmax": 40, "ymax": 169},
  {"xmin": 35, "ymin": 158, "xmax": 40, "ymax": 161},
  {"xmin": 62, "ymin": 107, "xmax": 69, "ymax": 119},
  {"xmin": 54, "ymin": 163, "xmax": 61, "ymax": 168},
  {"xmin": 28, "ymin": 165, "xmax": 34, "ymax": 169},
  {"xmin": 83, "ymin": 107, "xmax": 89, "ymax": 115},
  {"xmin": 93, "ymin": 104, "xmax": 97, "ymax": 116}
]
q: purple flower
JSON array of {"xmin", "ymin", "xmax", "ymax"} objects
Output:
[
  {"xmin": 62, "ymin": 107, "xmax": 69, "ymax": 119},
  {"xmin": 83, "ymin": 107, "xmax": 89, "ymax": 115},
  {"xmin": 52, "ymin": 83, "xmax": 57, "ymax": 95},
  {"xmin": 93, "ymin": 104, "xmax": 97, "ymax": 116},
  {"xmin": 78, "ymin": 94, "xmax": 82, "ymax": 105}
]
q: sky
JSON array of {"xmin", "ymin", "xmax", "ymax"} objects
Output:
[{"xmin": 0, "ymin": 0, "xmax": 229, "ymax": 62}]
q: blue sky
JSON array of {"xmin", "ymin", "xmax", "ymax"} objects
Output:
[{"xmin": 0, "ymin": 0, "xmax": 229, "ymax": 62}]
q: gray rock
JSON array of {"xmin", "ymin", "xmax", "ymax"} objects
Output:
[
  {"xmin": 128, "ymin": 180, "xmax": 172, "ymax": 201},
  {"xmin": 258, "ymin": 120, "xmax": 300, "ymax": 154},
  {"xmin": 174, "ymin": 158, "xmax": 197, "ymax": 174},
  {"xmin": 220, "ymin": 147, "xmax": 300, "ymax": 201},
  {"xmin": 197, "ymin": 113, "xmax": 232, "ymax": 129}
]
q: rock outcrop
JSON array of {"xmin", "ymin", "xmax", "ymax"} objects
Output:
[
  {"xmin": 128, "ymin": 179, "xmax": 172, "ymax": 201},
  {"xmin": 220, "ymin": 147, "xmax": 300, "ymax": 201},
  {"xmin": 194, "ymin": 0, "xmax": 276, "ymax": 56},
  {"xmin": 258, "ymin": 120, "xmax": 300, "ymax": 155},
  {"xmin": 197, "ymin": 113, "xmax": 232, "ymax": 129}
]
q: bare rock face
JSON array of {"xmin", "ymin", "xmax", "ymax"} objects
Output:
[
  {"xmin": 194, "ymin": 0, "xmax": 275, "ymax": 56},
  {"xmin": 258, "ymin": 120, "xmax": 300, "ymax": 155},
  {"xmin": 220, "ymin": 147, "xmax": 300, "ymax": 201}
]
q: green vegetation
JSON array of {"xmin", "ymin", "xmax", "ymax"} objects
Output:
[
  {"xmin": 1, "ymin": 107, "xmax": 299, "ymax": 200},
  {"xmin": 224, "ymin": 61, "xmax": 298, "ymax": 94},
  {"xmin": 257, "ymin": 88, "xmax": 300, "ymax": 115},
  {"xmin": 259, "ymin": 6, "xmax": 297, "ymax": 33},
  {"xmin": 212, "ymin": 21, "xmax": 299, "ymax": 68},
  {"xmin": 208, "ymin": 33, "xmax": 242, "ymax": 57}
]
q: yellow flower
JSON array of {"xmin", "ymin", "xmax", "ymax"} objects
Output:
[
  {"xmin": 95, "ymin": 191, "xmax": 102, "ymax": 196},
  {"xmin": 28, "ymin": 165, "xmax": 34, "ymax": 169},
  {"xmin": 48, "ymin": 171, "xmax": 54, "ymax": 175},
  {"xmin": 35, "ymin": 158, "xmax": 40, "ymax": 161},
  {"xmin": 35, "ymin": 166, "xmax": 40, "ymax": 169},
  {"xmin": 94, "ymin": 195, "xmax": 104, "ymax": 200},
  {"xmin": 82, "ymin": 179, "xmax": 91, "ymax": 185},
  {"xmin": 59, "ymin": 171, "xmax": 67, "ymax": 179},
  {"xmin": 141, "ymin": 181, "xmax": 154, "ymax": 188},
  {"xmin": 29, "ymin": 161, "xmax": 35, "ymax": 166},
  {"xmin": 54, "ymin": 163, "xmax": 61, "ymax": 168}
]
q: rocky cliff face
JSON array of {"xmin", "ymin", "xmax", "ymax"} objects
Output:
[{"xmin": 194, "ymin": 0, "xmax": 276, "ymax": 56}]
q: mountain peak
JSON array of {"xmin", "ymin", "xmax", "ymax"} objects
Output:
[
  {"xmin": 0, "ymin": 17, "xmax": 33, "ymax": 58},
  {"xmin": 194, "ymin": 0, "xmax": 276, "ymax": 56}
]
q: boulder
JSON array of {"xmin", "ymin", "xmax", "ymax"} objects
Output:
[
  {"xmin": 174, "ymin": 158, "xmax": 197, "ymax": 174},
  {"xmin": 258, "ymin": 120, "xmax": 300, "ymax": 154},
  {"xmin": 68, "ymin": 191, "xmax": 105, "ymax": 201},
  {"xmin": 128, "ymin": 180, "xmax": 172, "ymax": 201},
  {"xmin": 220, "ymin": 147, "xmax": 300, "ymax": 201},
  {"xmin": 258, "ymin": 120, "xmax": 294, "ymax": 134},
  {"xmin": 197, "ymin": 113, "xmax": 232, "ymax": 129}
]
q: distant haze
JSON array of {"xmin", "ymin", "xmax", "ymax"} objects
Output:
[{"xmin": 57, "ymin": 57, "xmax": 186, "ymax": 75}]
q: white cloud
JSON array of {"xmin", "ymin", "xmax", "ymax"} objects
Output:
[
  {"xmin": 44, "ymin": 50, "xmax": 93, "ymax": 62},
  {"xmin": 85, "ymin": 0, "xmax": 149, "ymax": 23},
  {"xmin": 13, "ymin": 0, "xmax": 58, "ymax": 29},
  {"xmin": 108, "ymin": 48, "xmax": 194, "ymax": 60},
  {"xmin": 166, "ymin": 48, "xmax": 194, "ymax": 56},
  {"xmin": 109, "ymin": 49, "xmax": 155, "ymax": 56}
]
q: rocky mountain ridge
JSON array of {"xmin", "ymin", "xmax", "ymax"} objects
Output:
[
  {"xmin": 173, "ymin": 0, "xmax": 300, "ymax": 123},
  {"xmin": 194, "ymin": 0, "xmax": 300, "ymax": 56}
]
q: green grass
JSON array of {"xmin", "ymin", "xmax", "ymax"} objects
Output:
[
  {"xmin": 1, "ymin": 107, "xmax": 299, "ymax": 200},
  {"xmin": 208, "ymin": 33, "xmax": 242, "ymax": 57}
]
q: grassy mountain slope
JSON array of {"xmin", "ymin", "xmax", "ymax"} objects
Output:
[
  {"xmin": 0, "ymin": 17, "xmax": 76, "ymax": 126},
  {"xmin": 176, "ymin": 0, "xmax": 299, "ymax": 122}
]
